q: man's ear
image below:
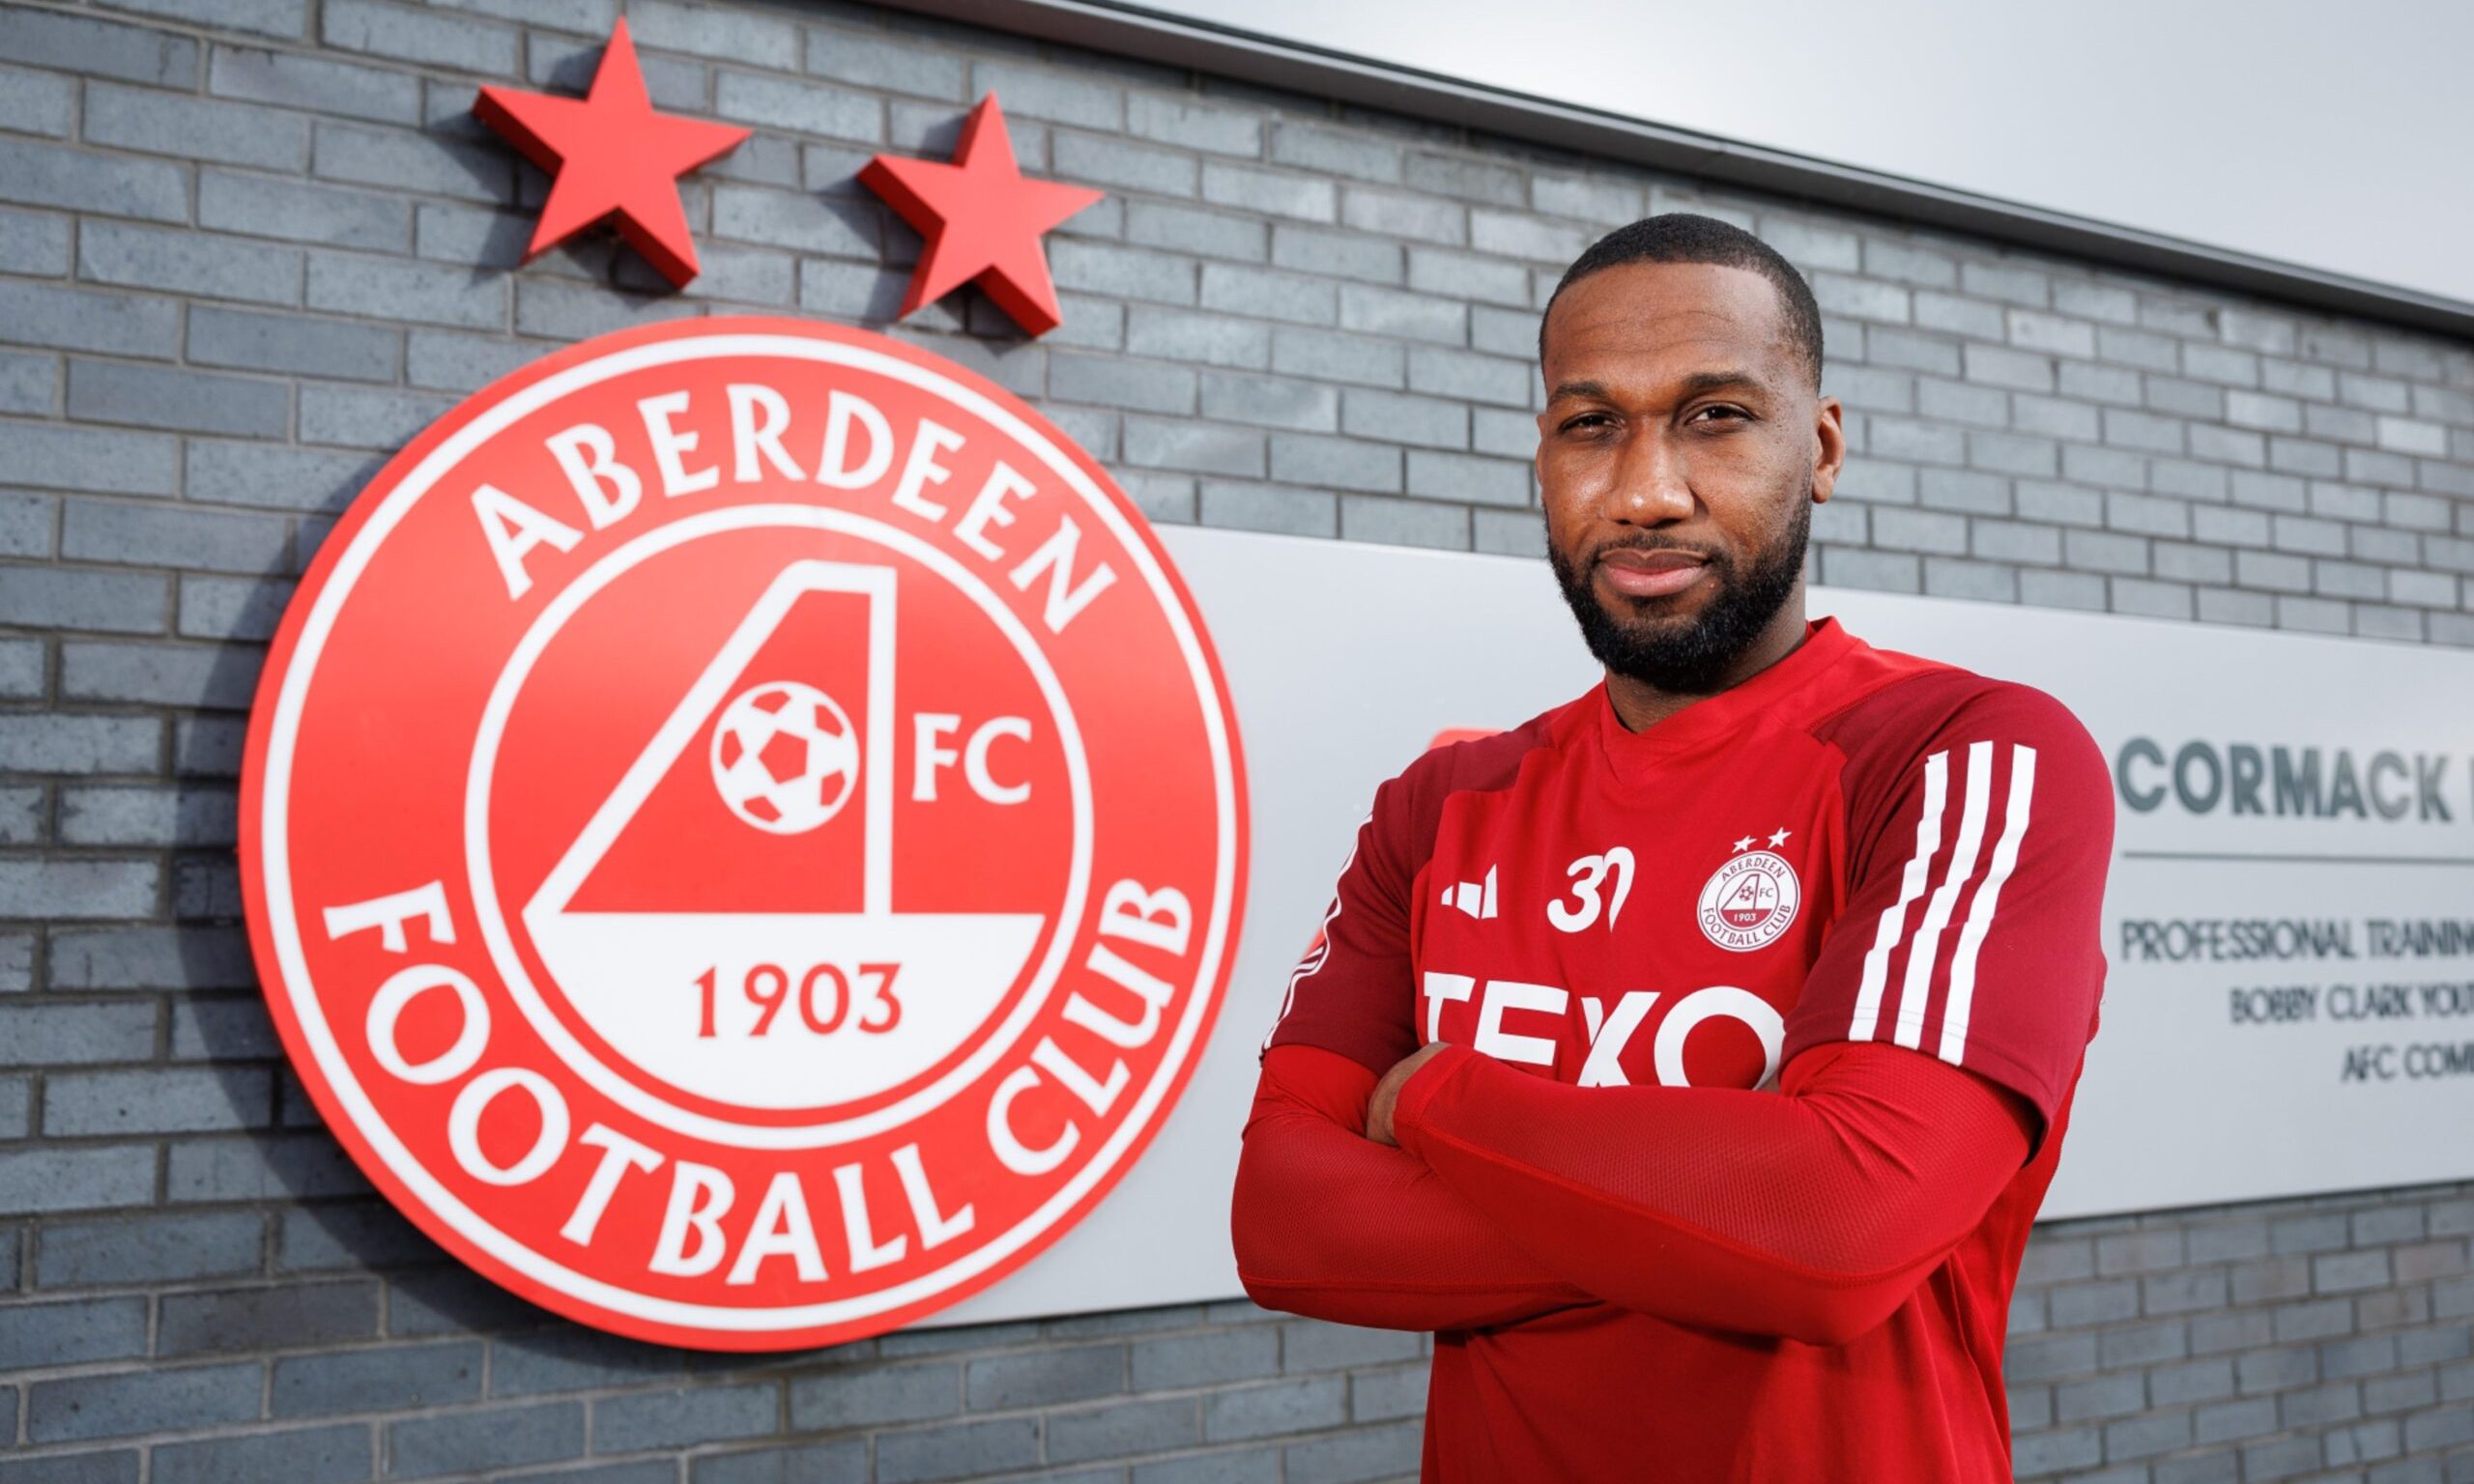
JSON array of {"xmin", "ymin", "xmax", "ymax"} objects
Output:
[{"xmin": 1809, "ymin": 394, "xmax": 1846, "ymax": 504}]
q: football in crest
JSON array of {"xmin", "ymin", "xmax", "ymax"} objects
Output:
[{"xmin": 709, "ymin": 680, "xmax": 858, "ymax": 833}]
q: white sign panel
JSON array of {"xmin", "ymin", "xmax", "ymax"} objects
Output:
[{"xmin": 927, "ymin": 527, "xmax": 2474, "ymax": 1327}]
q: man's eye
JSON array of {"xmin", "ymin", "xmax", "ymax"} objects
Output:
[
  {"xmin": 1561, "ymin": 413, "xmax": 1613, "ymax": 432},
  {"xmin": 1693, "ymin": 406, "xmax": 1747, "ymax": 423}
]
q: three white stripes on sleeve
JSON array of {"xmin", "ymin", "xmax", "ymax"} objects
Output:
[{"xmin": 1848, "ymin": 741, "xmax": 2040, "ymax": 1066}]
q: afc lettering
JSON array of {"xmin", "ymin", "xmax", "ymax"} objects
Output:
[
  {"xmin": 2340, "ymin": 1042, "xmax": 2474, "ymax": 1081},
  {"xmin": 1420, "ymin": 971, "xmax": 1784, "ymax": 1090}
]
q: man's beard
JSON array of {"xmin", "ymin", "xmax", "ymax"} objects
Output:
[{"xmin": 1546, "ymin": 498, "xmax": 1810, "ymax": 696}]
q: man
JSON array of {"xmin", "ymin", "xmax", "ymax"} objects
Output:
[{"xmin": 1230, "ymin": 213, "xmax": 2114, "ymax": 1482}]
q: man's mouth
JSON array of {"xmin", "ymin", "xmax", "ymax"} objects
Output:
[{"xmin": 1595, "ymin": 547, "xmax": 1711, "ymax": 600}]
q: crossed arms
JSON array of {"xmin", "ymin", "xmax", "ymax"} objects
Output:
[{"xmin": 1229, "ymin": 1036, "xmax": 2038, "ymax": 1346}]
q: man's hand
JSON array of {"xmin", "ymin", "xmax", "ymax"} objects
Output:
[{"xmin": 1366, "ymin": 1041, "xmax": 1455, "ymax": 1146}]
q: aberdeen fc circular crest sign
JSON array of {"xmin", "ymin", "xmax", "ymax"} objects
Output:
[{"xmin": 241, "ymin": 318, "xmax": 1248, "ymax": 1349}]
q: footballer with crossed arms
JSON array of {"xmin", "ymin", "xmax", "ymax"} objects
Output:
[{"xmin": 1231, "ymin": 214, "xmax": 2114, "ymax": 1482}]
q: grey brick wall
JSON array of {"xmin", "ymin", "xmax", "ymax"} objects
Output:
[{"xmin": 0, "ymin": 0, "xmax": 2470, "ymax": 1480}]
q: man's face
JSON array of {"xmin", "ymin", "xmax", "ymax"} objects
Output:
[{"xmin": 1535, "ymin": 261, "xmax": 1843, "ymax": 694}]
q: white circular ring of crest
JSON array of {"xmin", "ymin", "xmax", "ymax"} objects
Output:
[
  {"xmin": 1695, "ymin": 849, "xmax": 1801, "ymax": 953},
  {"xmin": 254, "ymin": 330, "xmax": 1241, "ymax": 1332}
]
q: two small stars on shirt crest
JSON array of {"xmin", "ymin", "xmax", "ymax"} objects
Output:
[{"xmin": 1732, "ymin": 829, "xmax": 1794, "ymax": 853}]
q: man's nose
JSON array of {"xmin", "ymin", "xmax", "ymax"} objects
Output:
[{"xmin": 1604, "ymin": 431, "xmax": 1695, "ymax": 524}]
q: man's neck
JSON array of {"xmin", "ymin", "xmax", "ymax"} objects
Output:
[{"xmin": 1602, "ymin": 602, "xmax": 1813, "ymax": 733}]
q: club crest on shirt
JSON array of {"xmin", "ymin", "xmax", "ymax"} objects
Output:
[{"xmin": 1696, "ymin": 839, "xmax": 1801, "ymax": 952}]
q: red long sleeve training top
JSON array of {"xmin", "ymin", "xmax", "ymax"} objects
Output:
[{"xmin": 1234, "ymin": 617, "xmax": 2114, "ymax": 1483}]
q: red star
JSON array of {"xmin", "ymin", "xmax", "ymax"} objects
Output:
[
  {"xmin": 859, "ymin": 95, "xmax": 1105, "ymax": 337},
  {"xmin": 473, "ymin": 19, "xmax": 749, "ymax": 288}
]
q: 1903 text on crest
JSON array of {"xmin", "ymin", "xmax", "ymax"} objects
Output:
[{"xmin": 242, "ymin": 318, "xmax": 1249, "ymax": 1350}]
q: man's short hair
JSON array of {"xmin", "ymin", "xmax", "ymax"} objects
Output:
[{"xmin": 1539, "ymin": 214, "xmax": 1825, "ymax": 393}]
